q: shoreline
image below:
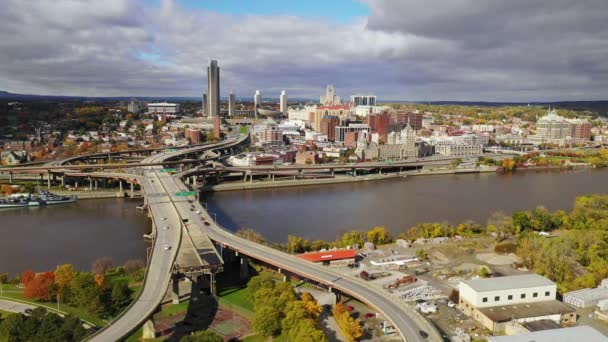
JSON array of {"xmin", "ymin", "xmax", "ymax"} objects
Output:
[{"xmin": 202, "ymin": 166, "xmax": 499, "ymax": 192}]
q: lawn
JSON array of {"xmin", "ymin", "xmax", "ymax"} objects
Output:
[
  {"xmin": 154, "ymin": 301, "xmax": 189, "ymax": 320},
  {"xmin": 0, "ymin": 309, "xmax": 14, "ymax": 319},
  {"xmin": 218, "ymin": 286, "xmax": 254, "ymax": 318},
  {"xmin": 0, "ymin": 284, "xmax": 106, "ymax": 327}
]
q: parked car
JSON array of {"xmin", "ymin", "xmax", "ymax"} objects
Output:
[{"xmin": 365, "ymin": 313, "xmax": 375, "ymax": 319}]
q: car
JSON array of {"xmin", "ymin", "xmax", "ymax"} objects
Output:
[
  {"xmin": 164, "ymin": 245, "xmax": 172, "ymax": 250},
  {"xmin": 163, "ymin": 225, "xmax": 169, "ymax": 230},
  {"xmin": 195, "ymin": 210, "xmax": 201, "ymax": 214},
  {"xmin": 419, "ymin": 330, "xmax": 429, "ymax": 339},
  {"xmin": 161, "ymin": 217, "xmax": 167, "ymax": 221},
  {"xmin": 365, "ymin": 313, "xmax": 375, "ymax": 319},
  {"xmin": 347, "ymin": 305, "xmax": 354, "ymax": 312},
  {"xmin": 447, "ymin": 301, "xmax": 456, "ymax": 308}
]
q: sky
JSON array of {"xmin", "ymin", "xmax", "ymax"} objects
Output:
[{"xmin": 1, "ymin": 0, "xmax": 607, "ymax": 101}]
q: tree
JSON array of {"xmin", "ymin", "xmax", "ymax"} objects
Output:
[
  {"xmin": 281, "ymin": 300, "xmax": 308, "ymax": 333},
  {"xmin": 123, "ymin": 259, "xmax": 145, "ymax": 274},
  {"xmin": 450, "ymin": 158, "xmax": 463, "ymax": 168},
  {"xmin": 478, "ymin": 266, "xmax": 492, "ymax": 278},
  {"xmin": 247, "ymin": 273, "xmax": 274, "ymax": 294},
  {"xmin": 91, "ymin": 257, "xmax": 113, "ymax": 275},
  {"xmin": 236, "ymin": 228, "xmax": 266, "ymax": 244},
  {"xmin": 301, "ymin": 292, "xmax": 323, "ymax": 319},
  {"xmin": 0, "ymin": 313, "xmax": 26, "ymax": 341},
  {"xmin": 54, "ymin": 264, "xmax": 75, "ymax": 289},
  {"xmin": 94, "ymin": 273, "xmax": 106, "ymax": 288},
  {"xmin": 111, "ymin": 281, "xmax": 133, "ymax": 313},
  {"xmin": 366, "ymin": 226, "xmax": 390, "ymax": 245},
  {"xmin": 21, "ymin": 270, "xmax": 35, "ymax": 287},
  {"xmin": 512, "ymin": 211, "xmax": 532, "ymax": 235},
  {"xmin": 69, "ymin": 273, "xmax": 104, "ymax": 314},
  {"xmin": 287, "ymin": 319, "xmax": 328, "ymax": 342},
  {"xmin": 416, "ymin": 248, "xmax": 429, "ymax": 261},
  {"xmin": 502, "ymin": 158, "xmax": 516, "ymax": 171},
  {"xmin": 333, "ymin": 303, "xmax": 363, "ymax": 342},
  {"xmin": 305, "ymin": 157, "xmax": 313, "ymax": 165},
  {"xmin": 24, "ymin": 272, "xmax": 55, "ymax": 301},
  {"xmin": 180, "ymin": 330, "xmax": 223, "ymax": 342},
  {"xmin": 339, "ymin": 231, "xmax": 364, "ymax": 248},
  {"xmin": 252, "ymin": 305, "xmax": 281, "ymax": 337},
  {"xmin": 486, "ymin": 211, "xmax": 513, "ymax": 241}
]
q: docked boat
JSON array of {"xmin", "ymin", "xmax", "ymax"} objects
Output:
[
  {"xmin": 0, "ymin": 194, "xmax": 45, "ymax": 209},
  {"xmin": 38, "ymin": 190, "xmax": 78, "ymax": 205}
]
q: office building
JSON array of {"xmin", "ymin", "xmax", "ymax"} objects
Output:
[
  {"xmin": 148, "ymin": 102, "xmax": 179, "ymax": 114},
  {"xmin": 207, "ymin": 60, "xmax": 220, "ymax": 117},
  {"xmin": 288, "ymin": 104, "xmax": 317, "ymax": 122},
  {"xmin": 335, "ymin": 123, "xmax": 370, "ymax": 144},
  {"xmin": 228, "ymin": 91, "xmax": 236, "ymax": 117},
  {"xmin": 355, "ymin": 130, "xmax": 418, "ymax": 161},
  {"xmin": 127, "ymin": 100, "xmax": 140, "ymax": 114},
  {"xmin": 354, "ymin": 105, "xmax": 387, "ymax": 117},
  {"xmin": 366, "ymin": 112, "xmax": 391, "ymax": 142},
  {"xmin": 320, "ymin": 116, "xmax": 340, "ymax": 141},
  {"xmin": 259, "ymin": 119, "xmax": 283, "ymax": 146},
  {"xmin": 280, "ymin": 90, "xmax": 287, "ymax": 114},
  {"xmin": 213, "ymin": 116, "xmax": 221, "ymax": 139},
  {"xmin": 201, "ymin": 92, "xmax": 207, "ymax": 117},
  {"xmin": 315, "ymin": 105, "xmax": 351, "ymax": 127},
  {"xmin": 254, "ymin": 90, "xmax": 262, "ymax": 119},
  {"xmin": 350, "ymin": 94, "xmax": 376, "ymax": 107},
  {"xmin": 570, "ymin": 118, "xmax": 591, "ymax": 141},
  {"xmin": 320, "ymin": 84, "xmax": 341, "ymax": 105},
  {"xmin": 207, "ymin": 60, "xmax": 220, "ymax": 118},
  {"xmin": 458, "ymin": 274, "xmax": 576, "ymax": 333},
  {"xmin": 394, "ymin": 112, "xmax": 423, "ymax": 131}
]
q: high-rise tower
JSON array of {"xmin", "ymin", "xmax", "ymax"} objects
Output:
[
  {"xmin": 280, "ymin": 90, "xmax": 287, "ymax": 115},
  {"xmin": 207, "ymin": 60, "xmax": 220, "ymax": 118},
  {"xmin": 254, "ymin": 90, "xmax": 262, "ymax": 119},
  {"xmin": 201, "ymin": 92, "xmax": 207, "ymax": 117},
  {"xmin": 228, "ymin": 90, "xmax": 236, "ymax": 117}
]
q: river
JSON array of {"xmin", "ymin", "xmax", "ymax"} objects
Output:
[
  {"xmin": 1, "ymin": 169, "xmax": 607, "ymax": 276},
  {"xmin": 205, "ymin": 168, "xmax": 608, "ymax": 243},
  {"xmin": 0, "ymin": 198, "xmax": 149, "ymax": 276}
]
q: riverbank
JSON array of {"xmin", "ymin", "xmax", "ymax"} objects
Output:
[{"xmin": 202, "ymin": 166, "xmax": 498, "ymax": 192}]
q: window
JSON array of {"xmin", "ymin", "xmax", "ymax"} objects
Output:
[
  {"xmin": 494, "ymin": 296, "xmax": 500, "ymax": 301},
  {"xmin": 521, "ymin": 294, "xmax": 526, "ymax": 299},
  {"xmin": 545, "ymin": 291, "xmax": 550, "ymax": 297},
  {"xmin": 533, "ymin": 292, "xmax": 538, "ymax": 298},
  {"xmin": 482, "ymin": 297, "xmax": 488, "ymax": 303},
  {"xmin": 508, "ymin": 295, "xmax": 513, "ymax": 300}
]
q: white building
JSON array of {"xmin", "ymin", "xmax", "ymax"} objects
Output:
[
  {"xmin": 489, "ymin": 326, "xmax": 607, "ymax": 342},
  {"xmin": 288, "ymin": 105, "xmax": 316, "ymax": 122},
  {"xmin": 354, "ymin": 105, "xmax": 388, "ymax": 117},
  {"xmin": 459, "ymin": 274, "xmax": 556, "ymax": 309},
  {"xmin": 127, "ymin": 100, "xmax": 140, "ymax": 113},
  {"xmin": 228, "ymin": 91, "xmax": 236, "ymax": 117},
  {"xmin": 147, "ymin": 102, "xmax": 179, "ymax": 114},
  {"xmin": 280, "ymin": 90, "xmax": 287, "ymax": 114},
  {"xmin": 320, "ymin": 84, "xmax": 341, "ymax": 105},
  {"xmin": 254, "ymin": 90, "xmax": 262, "ymax": 117}
]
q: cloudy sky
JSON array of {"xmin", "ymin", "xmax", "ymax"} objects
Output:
[{"xmin": 1, "ymin": 0, "xmax": 607, "ymax": 101}]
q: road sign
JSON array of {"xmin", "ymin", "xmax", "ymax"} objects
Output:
[
  {"xmin": 167, "ymin": 148, "xmax": 177, "ymax": 152},
  {"xmin": 161, "ymin": 168, "xmax": 177, "ymax": 173},
  {"xmin": 175, "ymin": 191, "xmax": 197, "ymax": 197}
]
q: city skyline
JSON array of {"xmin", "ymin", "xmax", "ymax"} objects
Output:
[{"xmin": 1, "ymin": 0, "xmax": 607, "ymax": 101}]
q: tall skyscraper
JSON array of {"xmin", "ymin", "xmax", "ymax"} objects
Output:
[
  {"xmin": 207, "ymin": 60, "xmax": 220, "ymax": 118},
  {"xmin": 280, "ymin": 90, "xmax": 287, "ymax": 114},
  {"xmin": 201, "ymin": 92, "xmax": 207, "ymax": 117},
  {"xmin": 228, "ymin": 91, "xmax": 236, "ymax": 117},
  {"xmin": 254, "ymin": 90, "xmax": 262, "ymax": 119}
]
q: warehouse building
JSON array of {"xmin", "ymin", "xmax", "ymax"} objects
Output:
[
  {"xmin": 563, "ymin": 286, "xmax": 608, "ymax": 308},
  {"xmin": 458, "ymin": 274, "xmax": 577, "ymax": 333},
  {"xmin": 488, "ymin": 325, "xmax": 606, "ymax": 342},
  {"xmin": 297, "ymin": 249, "xmax": 356, "ymax": 267}
]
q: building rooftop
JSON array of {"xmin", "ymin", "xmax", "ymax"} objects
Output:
[
  {"xmin": 488, "ymin": 325, "xmax": 606, "ymax": 342},
  {"xmin": 297, "ymin": 249, "xmax": 356, "ymax": 262},
  {"xmin": 478, "ymin": 300, "xmax": 574, "ymax": 323},
  {"xmin": 461, "ymin": 274, "xmax": 555, "ymax": 293}
]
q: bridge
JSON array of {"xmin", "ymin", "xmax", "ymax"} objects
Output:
[{"xmin": 4, "ymin": 135, "xmax": 442, "ymax": 341}]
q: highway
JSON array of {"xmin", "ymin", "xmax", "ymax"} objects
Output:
[{"xmin": 86, "ymin": 134, "xmax": 441, "ymax": 341}]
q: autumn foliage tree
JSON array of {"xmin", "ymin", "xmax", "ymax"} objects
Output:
[
  {"xmin": 333, "ymin": 303, "xmax": 364, "ymax": 342},
  {"xmin": 21, "ymin": 270, "xmax": 35, "ymax": 287},
  {"xmin": 24, "ymin": 272, "xmax": 55, "ymax": 301}
]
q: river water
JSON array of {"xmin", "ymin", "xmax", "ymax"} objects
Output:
[
  {"xmin": 2, "ymin": 169, "xmax": 607, "ymax": 276},
  {"xmin": 205, "ymin": 168, "xmax": 608, "ymax": 243},
  {"xmin": 0, "ymin": 198, "xmax": 149, "ymax": 276}
]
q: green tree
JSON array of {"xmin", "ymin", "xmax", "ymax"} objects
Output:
[
  {"xmin": 366, "ymin": 226, "xmax": 390, "ymax": 245},
  {"xmin": 110, "ymin": 281, "xmax": 133, "ymax": 314},
  {"xmin": 339, "ymin": 231, "xmax": 364, "ymax": 248},
  {"xmin": 252, "ymin": 305, "xmax": 281, "ymax": 337},
  {"xmin": 288, "ymin": 319, "xmax": 328, "ymax": 342}
]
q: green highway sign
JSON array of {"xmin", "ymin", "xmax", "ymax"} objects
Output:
[
  {"xmin": 167, "ymin": 148, "xmax": 177, "ymax": 152},
  {"xmin": 175, "ymin": 191, "xmax": 197, "ymax": 197},
  {"xmin": 161, "ymin": 168, "xmax": 177, "ymax": 173}
]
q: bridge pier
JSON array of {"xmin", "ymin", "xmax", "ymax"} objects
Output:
[
  {"xmin": 47, "ymin": 171, "xmax": 51, "ymax": 189},
  {"xmin": 8, "ymin": 172, "xmax": 13, "ymax": 184},
  {"xmin": 60, "ymin": 176, "xmax": 65, "ymax": 188},
  {"xmin": 130, "ymin": 182, "xmax": 134, "ymax": 198},
  {"xmin": 95, "ymin": 179, "xmax": 98, "ymax": 191},
  {"xmin": 240, "ymin": 256, "xmax": 249, "ymax": 279},
  {"xmin": 209, "ymin": 273, "xmax": 217, "ymax": 296},
  {"xmin": 119, "ymin": 180, "xmax": 123, "ymax": 193},
  {"xmin": 171, "ymin": 275, "xmax": 180, "ymax": 304},
  {"xmin": 89, "ymin": 177, "xmax": 93, "ymax": 191},
  {"xmin": 142, "ymin": 319, "xmax": 156, "ymax": 339}
]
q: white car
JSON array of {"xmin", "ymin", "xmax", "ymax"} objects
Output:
[
  {"xmin": 164, "ymin": 245, "xmax": 172, "ymax": 250},
  {"xmin": 161, "ymin": 217, "xmax": 167, "ymax": 221},
  {"xmin": 447, "ymin": 301, "xmax": 455, "ymax": 308},
  {"xmin": 163, "ymin": 225, "xmax": 169, "ymax": 230},
  {"xmin": 195, "ymin": 210, "xmax": 201, "ymax": 214}
]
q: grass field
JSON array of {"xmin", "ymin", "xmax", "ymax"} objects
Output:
[
  {"xmin": 0, "ymin": 309, "xmax": 14, "ymax": 319},
  {"xmin": 218, "ymin": 286, "xmax": 254, "ymax": 318},
  {"xmin": 155, "ymin": 301, "xmax": 190, "ymax": 320}
]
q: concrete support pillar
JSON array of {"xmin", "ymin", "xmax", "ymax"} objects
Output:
[
  {"xmin": 250, "ymin": 174, "xmax": 253, "ymax": 183},
  {"xmin": 272, "ymin": 174, "xmax": 275, "ymax": 182},
  {"xmin": 243, "ymin": 172, "xmax": 247, "ymax": 183},
  {"xmin": 89, "ymin": 177, "xmax": 93, "ymax": 191},
  {"xmin": 47, "ymin": 171, "xmax": 51, "ymax": 189},
  {"xmin": 171, "ymin": 275, "xmax": 180, "ymax": 304},
  {"xmin": 94, "ymin": 180, "xmax": 98, "ymax": 191},
  {"xmin": 119, "ymin": 180, "xmax": 123, "ymax": 193},
  {"xmin": 142, "ymin": 319, "xmax": 156, "ymax": 339},
  {"xmin": 331, "ymin": 169, "xmax": 334, "ymax": 176},
  {"xmin": 353, "ymin": 168, "xmax": 357, "ymax": 176},
  {"xmin": 282, "ymin": 273, "xmax": 290, "ymax": 283},
  {"xmin": 210, "ymin": 273, "xmax": 217, "ymax": 296},
  {"xmin": 240, "ymin": 256, "xmax": 249, "ymax": 280},
  {"xmin": 130, "ymin": 182, "xmax": 134, "ymax": 198},
  {"xmin": 8, "ymin": 172, "xmax": 13, "ymax": 184},
  {"xmin": 60, "ymin": 176, "xmax": 65, "ymax": 188}
]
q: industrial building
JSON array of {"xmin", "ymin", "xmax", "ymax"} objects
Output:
[
  {"xmin": 563, "ymin": 285, "xmax": 608, "ymax": 308},
  {"xmin": 488, "ymin": 325, "xmax": 607, "ymax": 342},
  {"xmin": 297, "ymin": 249, "xmax": 356, "ymax": 267},
  {"xmin": 458, "ymin": 274, "xmax": 577, "ymax": 333}
]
